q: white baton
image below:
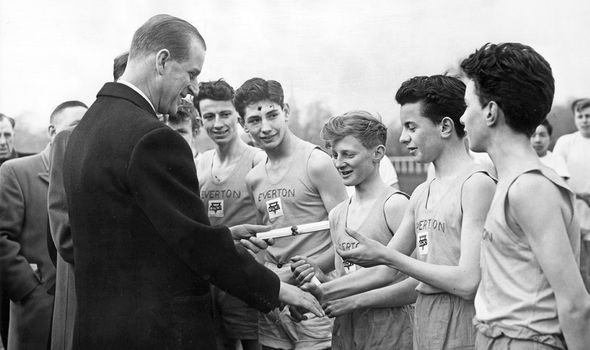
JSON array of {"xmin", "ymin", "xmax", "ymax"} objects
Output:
[{"xmin": 255, "ymin": 221, "xmax": 330, "ymax": 240}]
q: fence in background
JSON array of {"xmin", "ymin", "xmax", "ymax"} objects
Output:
[{"xmin": 389, "ymin": 156, "xmax": 428, "ymax": 195}]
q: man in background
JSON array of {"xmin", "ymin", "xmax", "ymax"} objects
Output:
[{"xmin": 0, "ymin": 101, "xmax": 86, "ymax": 349}]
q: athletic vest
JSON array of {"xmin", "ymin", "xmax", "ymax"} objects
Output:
[
  {"xmin": 474, "ymin": 166, "xmax": 580, "ymax": 348},
  {"xmin": 331, "ymin": 187, "xmax": 408, "ymax": 277},
  {"xmin": 249, "ymin": 141, "xmax": 331, "ymax": 265},
  {"xmin": 198, "ymin": 146, "xmax": 260, "ymax": 227},
  {"xmin": 413, "ymin": 165, "xmax": 494, "ymax": 294}
]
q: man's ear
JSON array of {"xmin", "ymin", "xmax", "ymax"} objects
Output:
[
  {"xmin": 485, "ymin": 101, "xmax": 499, "ymax": 126},
  {"xmin": 373, "ymin": 144, "xmax": 386, "ymax": 163},
  {"xmin": 440, "ymin": 116, "xmax": 455, "ymax": 138},
  {"xmin": 155, "ymin": 49, "xmax": 171, "ymax": 75},
  {"xmin": 48, "ymin": 124, "xmax": 56, "ymax": 142},
  {"xmin": 283, "ymin": 103, "xmax": 290, "ymax": 122}
]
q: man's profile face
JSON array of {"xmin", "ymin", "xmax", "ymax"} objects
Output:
[
  {"xmin": 574, "ymin": 106, "xmax": 590, "ymax": 138},
  {"xmin": 199, "ymin": 99, "xmax": 239, "ymax": 146},
  {"xmin": 242, "ymin": 100, "xmax": 288, "ymax": 151},
  {"xmin": 398, "ymin": 102, "xmax": 443, "ymax": 163},
  {"xmin": 158, "ymin": 38, "xmax": 205, "ymax": 117},
  {"xmin": 460, "ymin": 79, "xmax": 488, "ymax": 152},
  {"xmin": 0, "ymin": 118, "xmax": 15, "ymax": 160}
]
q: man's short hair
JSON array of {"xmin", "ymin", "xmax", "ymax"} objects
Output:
[
  {"xmin": 50, "ymin": 101, "xmax": 88, "ymax": 124},
  {"xmin": 460, "ymin": 42, "xmax": 554, "ymax": 137},
  {"xmin": 321, "ymin": 110, "xmax": 387, "ymax": 149},
  {"xmin": 571, "ymin": 98, "xmax": 590, "ymax": 114},
  {"xmin": 168, "ymin": 100, "xmax": 201, "ymax": 132},
  {"xmin": 194, "ymin": 79, "xmax": 235, "ymax": 114},
  {"xmin": 129, "ymin": 14, "xmax": 206, "ymax": 63},
  {"xmin": 234, "ymin": 78, "xmax": 285, "ymax": 118},
  {"xmin": 395, "ymin": 75, "xmax": 466, "ymax": 138},
  {"xmin": 0, "ymin": 113, "xmax": 16, "ymax": 128},
  {"xmin": 113, "ymin": 52, "xmax": 129, "ymax": 81}
]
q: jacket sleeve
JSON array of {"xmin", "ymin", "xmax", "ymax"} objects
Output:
[
  {"xmin": 48, "ymin": 129, "xmax": 74, "ymax": 265},
  {"xmin": 0, "ymin": 163, "xmax": 40, "ymax": 301},
  {"xmin": 126, "ymin": 127, "xmax": 280, "ymax": 312}
]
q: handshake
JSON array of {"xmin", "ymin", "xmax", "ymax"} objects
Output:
[{"xmin": 229, "ymin": 223, "xmax": 329, "ymax": 320}]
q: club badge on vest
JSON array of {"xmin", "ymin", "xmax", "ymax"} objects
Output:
[{"xmin": 208, "ymin": 199, "xmax": 224, "ymax": 217}]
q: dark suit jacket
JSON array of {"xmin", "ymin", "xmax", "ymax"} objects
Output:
[
  {"xmin": 0, "ymin": 147, "xmax": 55, "ymax": 349},
  {"xmin": 48, "ymin": 128, "xmax": 76, "ymax": 350},
  {"xmin": 63, "ymin": 83, "xmax": 280, "ymax": 350}
]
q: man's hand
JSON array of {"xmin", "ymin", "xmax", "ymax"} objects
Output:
[
  {"xmin": 278, "ymin": 282, "xmax": 324, "ymax": 318},
  {"xmin": 290, "ymin": 255, "xmax": 328, "ymax": 285},
  {"xmin": 229, "ymin": 224, "xmax": 274, "ymax": 253},
  {"xmin": 336, "ymin": 228, "xmax": 389, "ymax": 268}
]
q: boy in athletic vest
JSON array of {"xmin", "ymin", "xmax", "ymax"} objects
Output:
[
  {"xmin": 460, "ymin": 42, "xmax": 590, "ymax": 350},
  {"xmin": 292, "ymin": 110, "xmax": 414, "ymax": 349},
  {"xmin": 236, "ymin": 78, "xmax": 348, "ymax": 350},
  {"xmin": 304, "ymin": 75, "xmax": 496, "ymax": 350},
  {"xmin": 194, "ymin": 79, "xmax": 266, "ymax": 350}
]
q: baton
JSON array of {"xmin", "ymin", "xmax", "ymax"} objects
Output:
[{"xmin": 255, "ymin": 221, "xmax": 330, "ymax": 240}]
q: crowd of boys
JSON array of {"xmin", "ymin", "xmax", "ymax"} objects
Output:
[{"xmin": 1, "ymin": 14, "xmax": 589, "ymax": 350}]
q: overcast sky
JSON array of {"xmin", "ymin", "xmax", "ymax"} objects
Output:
[{"xmin": 1, "ymin": 0, "xmax": 589, "ymax": 133}]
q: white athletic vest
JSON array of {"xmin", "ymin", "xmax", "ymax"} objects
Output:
[
  {"xmin": 197, "ymin": 146, "xmax": 259, "ymax": 227},
  {"xmin": 474, "ymin": 166, "xmax": 580, "ymax": 349},
  {"xmin": 249, "ymin": 140, "xmax": 332, "ymax": 265},
  {"xmin": 413, "ymin": 166, "xmax": 494, "ymax": 294},
  {"xmin": 331, "ymin": 187, "xmax": 408, "ymax": 277}
]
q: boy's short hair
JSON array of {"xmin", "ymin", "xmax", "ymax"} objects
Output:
[
  {"xmin": 571, "ymin": 98, "xmax": 590, "ymax": 114},
  {"xmin": 168, "ymin": 100, "xmax": 201, "ymax": 132},
  {"xmin": 460, "ymin": 42, "xmax": 554, "ymax": 137},
  {"xmin": 233, "ymin": 78, "xmax": 284, "ymax": 118},
  {"xmin": 395, "ymin": 75, "xmax": 466, "ymax": 138},
  {"xmin": 194, "ymin": 79, "xmax": 235, "ymax": 114},
  {"xmin": 321, "ymin": 110, "xmax": 387, "ymax": 149},
  {"xmin": 539, "ymin": 118, "xmax": 553, "ymax": 136}
]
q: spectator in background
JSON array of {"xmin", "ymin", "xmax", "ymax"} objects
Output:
[
  {"xmin": 530, "ymin": 119, "xmax": 569, "ymax": 180},
  {"xmin": 554, "ymin": 98, "xmax": 590, "ymax": 292},
  {"xmin": 0, "ymin": 114, "xmax": 29, "ymax": 166},
  {"xmin": 166, "ymin": 99, "xmax": 201, "ymax": 164},
  {"xmin": 0, "ymin": 101, "xmax": 86, "ymax": 350},
  {"xmin": 0, "ymin": 112, "xmax": 19, "ymax": 350}
]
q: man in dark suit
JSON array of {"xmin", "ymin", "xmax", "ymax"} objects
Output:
[
  {"xmin": 63, "ymin": 14, "xmax": 321, "ymax": 350},
  {"xmin": 0, "ymin": 102, "xmax": 86, "ymax": 350}
]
